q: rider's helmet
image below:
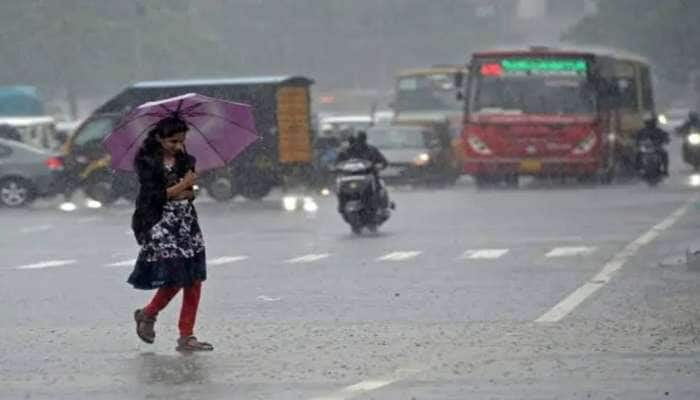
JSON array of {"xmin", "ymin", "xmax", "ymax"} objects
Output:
[
  {"xmin": 355, "ymin": 131, "xmax": 368, "ymax": 144},
  {"xmin": 642, "ymin": 112, "xmax": 657, "ymax": 128}
]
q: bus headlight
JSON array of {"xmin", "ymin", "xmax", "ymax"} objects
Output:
[
  {"xmin": 414, "ymin": 153, "xmax": 431, "ymax": 166},
  {"xmin": 572, "ymin": 133, "xmax": 597, "ymax": 155},
  {"xmin": 687, "ymin": 133, "xmax": 700, "ymax": 146},
  {"xmin": 467, "ymin": 135, "xmax": 492, "ymax": 155}
]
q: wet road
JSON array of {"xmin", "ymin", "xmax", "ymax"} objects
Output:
[{"xmin": 2, "ymin": 153, "xmax": 700, "ymax": 399}]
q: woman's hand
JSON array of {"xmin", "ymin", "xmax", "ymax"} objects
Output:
[
  {"xmin": 167, "ymin": 171, "xmax": 198, "ymax": 200},
  {"xmin": 182, "ymin": 171, "xmax": 198, "ymax": 187}
]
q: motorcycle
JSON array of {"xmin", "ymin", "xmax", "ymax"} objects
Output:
[
  {"xmin": 637, "ymin": 139, "xmax": 665, "ymax": 186},
  {"xmin": 682, "ymin": 130, "xmax": 700, "ymax": 171},
  {"xmin": 335, "ymin": 158, "xmax": 393, "ymax": 235}
]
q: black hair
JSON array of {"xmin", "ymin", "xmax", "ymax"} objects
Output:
[
  {"xmin": 356, "ymin": 131, "xmax": 367, "ymax": 144},
  {"xmin": 136, "ymin": 116, "xmax": 189, "ymax": 161}
]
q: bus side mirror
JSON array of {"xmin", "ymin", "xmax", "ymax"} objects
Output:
[{"xmin": 454, "ymin": 71, "xmax": 465, "ymax": 101}]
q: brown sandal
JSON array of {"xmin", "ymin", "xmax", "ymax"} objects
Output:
[
  {"xmin": 134, "ymin": 309, "xmax": 156, "ymax": 344},
  {"xmin": 176, "ymin": 336, "xmax": 214, "ymax": 352}
]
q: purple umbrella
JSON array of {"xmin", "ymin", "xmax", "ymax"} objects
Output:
[{"xmin": 103, "ymin": 93, "xmax": 259, "ymax": 172}]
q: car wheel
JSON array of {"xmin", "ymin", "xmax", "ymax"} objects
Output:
[
  {"xmin": 240, "ymin": 181, "xmax": 272, "ymax": 200},
  {"xmin": 0, "ymin": 178, "xmax": 35, "ymax": 208},
  {"xmin": 475, "ymin": 174, "xmax": 493, "ymax": 188}
]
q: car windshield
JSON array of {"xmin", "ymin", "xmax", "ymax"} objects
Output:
[{"xmin": 367, "ymin": 128, "xmax": 429, "ymax": 149}]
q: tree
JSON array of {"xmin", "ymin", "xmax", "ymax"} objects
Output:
[
  {"xmin": 563, "ymin": 0, "xmax": 700, "ymax": 88},
  {"xmin": 0, "ymin": 1, "xmax": 228, "ymax": 117}
]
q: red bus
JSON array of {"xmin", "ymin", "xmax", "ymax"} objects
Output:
[{"xmin": 459, "ymin": 47, "xmax": 655, "ymax": 186}]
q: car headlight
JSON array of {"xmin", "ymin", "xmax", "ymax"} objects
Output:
[
  {"xmin": 688, "ymin": 133, "xmax": 700, "ymax": 145},
  {"xmin": 414, "ymin": 153, "xmax": 431, "ymax": 166},
  {"xmin": 658, "ymin": 114, "xmax": 668, "ymax": 125}
]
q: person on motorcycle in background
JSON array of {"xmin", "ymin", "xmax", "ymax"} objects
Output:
[
  {"xmin": 636, "ymin": 113, "xmax": 670, "ymax": 175},
  {"xmin": 336, "ymin": 131, "xmax": 388, "ymax": 168},
  {"xmin": 676, "ymin": 111, "xmax": 700, "ymax": 136},
  {"xmin": 336, "ymin": 131, "xmax": 390, "ymax": 209}
]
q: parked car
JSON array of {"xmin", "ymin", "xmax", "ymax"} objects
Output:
[
  {"xmin": 0, "ymin": 137, "xmax": 64, "ymax": 207},
  {"xmin": 365, "ymin": 124, "xmax": 461, "ymax": 186}
]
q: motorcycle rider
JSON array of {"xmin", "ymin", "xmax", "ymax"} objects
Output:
[
  {"xmin": 336, "ymin": 131, "xmax": 390, "ymax": 211},
  {"xmin": 635, "ymin": 113, "xmax": 670, "ymax": 176}
]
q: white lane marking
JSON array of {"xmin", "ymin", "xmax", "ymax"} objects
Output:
[
  {"xmin": 105, "ymin": 259, "xmax": 136, "ymax": 267},
  {"xmin": 14, "ymin": 260, "xmax": 77, "ymax": 270},
  {"xmin": 209, "ymin": 256, "xmax": 248, "ymax": 265},
  {"xmin": 286, "ymin": 253, "xmax": 330, "ymax": 264},
  {"xmin": 257, "ymin": 295, "xmax": 282, "ymax": 302},
  {"xmin": 545, "ymin": 246, "xmax": 597, "ymax": 258},
  {"xmin": 377, "ymin": 251, "xmax": 422, "ymax": 261},
  {"xmin": 20, "ymin": 225, "xmax": 53, "ymax": 234},
  {"xmin": 310, "ymin": 368, "xmax": 421, "ymax": 400},
  {"xmin": 536, "ymin": 197, "xmax": 697, "ymax": 323},
  {"xmin": 461, "ymin": 249, "xmax": 509, "ymax": 260}
]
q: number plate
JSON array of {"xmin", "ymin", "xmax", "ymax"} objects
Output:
[{"xmin": 519, "ymin": 160, "xmax": 542, "ymax": 173}]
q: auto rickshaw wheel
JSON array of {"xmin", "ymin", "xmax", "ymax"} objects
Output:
[
  {"xmin": 240, "ymin": 181, "xmax": 272, "ymax": 200},
  {"xmin": 206, "ymin": 174, "xmax": 237, "ymax": 202},
  {"xmin": 84, "ymin": 177, "xmax": 117, "ymax": 206}
]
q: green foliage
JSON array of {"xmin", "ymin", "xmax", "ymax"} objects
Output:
[{"xmin": 563, "ymin": 0, "xmax": 700, "ymax": 84}]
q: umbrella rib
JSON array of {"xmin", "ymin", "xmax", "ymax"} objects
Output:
[
  {"xmin": 186, "ymin": 122, "xmax": 230, "ymax": 168},
  {"xmin": 109, "ymin": 120, "xmax": 161, "ymax": 168},
  {"xmin": 184, "ymin": 110, "xmax": 258, "ymax": 136},
  {"xmin": 111, "ymin": 110, "xmax": 164, "ymax": 132},
  {"xmin": 159, "ymin": 104, "xmax": 174, "ymax": 115},
  {"xmin": 179, "ymin": 101, "xmax": 207, "ymax": 115}
]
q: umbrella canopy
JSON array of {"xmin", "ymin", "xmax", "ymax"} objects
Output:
[{"xmin": 103, "ymin": 93, "xmax": 258, "ymax": 172}]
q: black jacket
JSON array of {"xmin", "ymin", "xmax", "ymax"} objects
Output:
[
  {"xmin": 336, "ymin": 143, "xmax": 388, "ymax": 167},
  {"xmin": 636, "ymin": 126, "xmax": 670, "ymax": 147},
  {"xmin": 131, "ymin": 151, "xmax": 196, "ymax": 245}
]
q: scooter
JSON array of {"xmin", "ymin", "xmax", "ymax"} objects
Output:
[
  {"xmin": 638, "ymin": 139, "xmax": 665, "ymax": 186},
  {"xmin": 335, "ymin": 158, "xmax": 393, "ymax": 235}
]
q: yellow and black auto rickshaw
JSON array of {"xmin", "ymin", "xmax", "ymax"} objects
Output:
[{"xmin": 61, "ymin": 76, "xmax": 315, "ymax": 204}]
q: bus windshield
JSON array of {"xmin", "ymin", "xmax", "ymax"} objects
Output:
[
  {"xmin": 395, "ymin": 73, "xmax": 462, "ymax": 112},
  {"xmin": 470, "ymin": 58, "xmax": 596, "ymax": 115}
]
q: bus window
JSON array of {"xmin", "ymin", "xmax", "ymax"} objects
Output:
[
  {"xmin": 615, "ymin": 77, "xmax": 638, "ymax": 110},
  {"xmin": 396, "ymin": 73, "xmax": 462, "ymax": 112},
  {"xmin": 640, "ymin": 67, "xmax": 654, "ymax": 111}
]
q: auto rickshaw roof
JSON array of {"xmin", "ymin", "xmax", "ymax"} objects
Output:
[{"xmin": 132, "ymin": 76, "xmax": 314, "ymax": 88}]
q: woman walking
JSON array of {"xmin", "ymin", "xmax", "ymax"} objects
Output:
[{"xmin": 128, "ymin": 116, "xmax": 213, "ymax": 352}]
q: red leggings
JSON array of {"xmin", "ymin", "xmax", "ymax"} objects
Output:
[{"xmin": 143, "ymin": 281, "xmax": 202, "ymax": 337}]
